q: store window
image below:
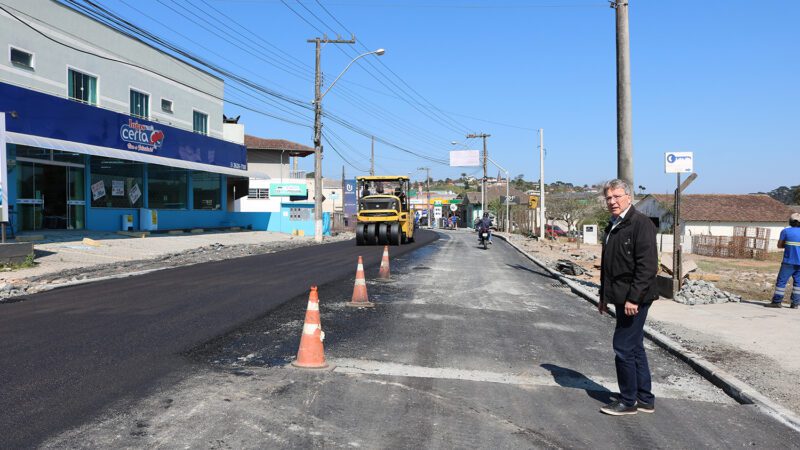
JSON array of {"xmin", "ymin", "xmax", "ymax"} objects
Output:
[
  {"xmin": 68, "ymin": 68, "xmax": 97, "ymax": 105},
  {"xmin": 193, "ymin": 110, "xmax": 208, "ymax": 135},
  {"xmin": 130, "ymin": 89, "xmax": 149, "ymax": 119},
  {"xmin": 15, "ymin": 146, "xmax": 83, "ymax": 165},
  {"xmin": 148, "ymin": 165, "xmax": 187, "ymax": 209},
  {"xmin": 89, "ymin": 157, "xmax": 144, "ymax": 208},
  {"xmin": 192, "ymin": 172, "xmax": 221, "ymax": 210}
]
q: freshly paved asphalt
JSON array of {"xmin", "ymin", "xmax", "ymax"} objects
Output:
[
  {"xmin": 38, "ymin": 230, "xmax": 800, "ymax": 448},
  {"xmin": 0, "ymin": 230, "xmax": 437, "ymax": 448}
]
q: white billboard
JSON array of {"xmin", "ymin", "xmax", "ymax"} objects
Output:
[
  {"xmin": 665, "ymin": 152, "xmax": 693, "ymax": 173},
  {"xmin": 449, "ymin": 150, "xmax": 480, "ymax": 167}
]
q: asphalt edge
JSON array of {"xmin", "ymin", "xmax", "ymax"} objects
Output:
[{"xmin": 497, "ymin": 233, "xmax": 800, "ymax": 433}]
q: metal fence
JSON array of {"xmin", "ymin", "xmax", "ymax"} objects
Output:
[{"xmin": 691, "ymin": 226, "xmax": 771, "ymax": 260}]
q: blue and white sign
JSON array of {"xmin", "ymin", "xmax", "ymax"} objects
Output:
[
  {"xmin": 0, "ymin": 82, "xmax": 247, "ymax": 170},
  {"xmin": 343, "ymin": 179, "xmax": 357, "ymax": 217},
  {"xmin": 665, "ymin": 152, "xmax": 693, "ymax": 173}
]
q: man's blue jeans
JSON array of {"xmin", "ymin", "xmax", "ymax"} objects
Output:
[
  {"xmin": 772, "ymin": 263, "xmax": 800, "ymax": 305},
  {"xmin": 613, "ymin": 302, "xmax": 654, "ymax": 407}
]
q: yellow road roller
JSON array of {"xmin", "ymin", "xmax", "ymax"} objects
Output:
[{"xmin": 355, "ymin": 175, "xmax": 414, "ymax": 245}]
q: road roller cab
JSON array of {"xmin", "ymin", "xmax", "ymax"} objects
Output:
[{"xmin": 355, "ymin": 176, "xmax": 414, "ymax": 246}]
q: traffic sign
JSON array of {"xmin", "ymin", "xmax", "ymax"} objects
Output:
[
  {"xmin": 449, "ymin": 204, "xmax": 457, "ymax": 212},
  {"xmin": 528, "ymin": 195, "xmax": 539, "ymax": 209}
]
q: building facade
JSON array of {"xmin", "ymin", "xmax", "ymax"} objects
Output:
[
  {"xmin": 636, "ymin": 194, "xmax": 794, "ymax": 252},
  {"xmin": 0, "ymin": 0, "xmax": 269, "ymax": 232}
]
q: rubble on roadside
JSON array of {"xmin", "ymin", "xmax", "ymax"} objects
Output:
[
  {"xmin": 672, "ymin": 279, "xmax": 742, "ymax": 305},
  {"xmin": 504, "ymin": 232, "xmax": 745, "ymax": 306}
]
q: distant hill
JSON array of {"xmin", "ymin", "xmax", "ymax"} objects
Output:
[{"xmin": 759, "ymin": 185, "xmax": 800, "ymax": 205}]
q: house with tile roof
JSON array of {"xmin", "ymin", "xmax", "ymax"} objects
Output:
[{"xmin": 635, "ymin": 194, "xmax": 795, "ymax": 252}]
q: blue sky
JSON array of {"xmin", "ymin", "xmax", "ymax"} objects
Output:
[{"xmin": 93, "ymin": 0, "xmax": 798, "ymax": 194}]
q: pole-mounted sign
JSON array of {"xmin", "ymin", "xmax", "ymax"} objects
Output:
[{"xmin": 665, "ymin": 152, "xmax": 693, "ymax": 173}]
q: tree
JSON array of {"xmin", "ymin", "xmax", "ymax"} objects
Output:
[
  {"xmin": 546, "ymin": 196, "xmax": 601, "ymax": 233},
  {"xmin": 460, "ymin": 172, "xmax": 471, "ymax": 191}
]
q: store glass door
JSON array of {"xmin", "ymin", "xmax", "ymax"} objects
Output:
[{"xmin": 17, "ymin": 161, "xmax": 85, "ymax": 231}]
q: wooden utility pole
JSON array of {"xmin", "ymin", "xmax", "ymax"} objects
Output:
[{"xmin": 612, "ymin": 1, "xmax": 634, "ymax": 188}]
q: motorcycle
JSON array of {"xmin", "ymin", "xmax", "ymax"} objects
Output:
[{"xmin": 478, "ymin": 225, "xmax": 490, "ymax": 250}]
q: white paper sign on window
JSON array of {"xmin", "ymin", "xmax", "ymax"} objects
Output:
[
  {"xmin": 112, "ymin": 180, "xmax": 125, "ymax": 196},
  {"xmin": 129, "ymin": 184, "xmax": 141, "ymax": 205},
  {"xmin": 91, "ymin": 180, "xmax": 106, "ymax": 201}
]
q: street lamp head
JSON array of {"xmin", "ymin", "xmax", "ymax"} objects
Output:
[
  {"xmin": 451, "ymin": 141, "xmax": 458, "ymax": 145},
  {"xmin": 374, "ymin": 48, "xmax": 386, "ymax": 56}
]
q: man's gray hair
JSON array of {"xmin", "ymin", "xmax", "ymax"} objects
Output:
[{"xmin": 602, "ymin": 179, "xmax": 632, "ymax": 196}]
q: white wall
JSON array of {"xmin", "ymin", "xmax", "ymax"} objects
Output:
[
  {"xmin": 684, "ymin": 221, "xmax": 787, "ymax": 251},
  {"xmin": 1, "ymin": 0, "xmax": 225, "ymax": 138}
]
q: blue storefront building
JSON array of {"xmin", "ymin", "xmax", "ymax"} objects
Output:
[{"xmin": 0, "ymin": 82, "xmax": 270, "ymax": 233}]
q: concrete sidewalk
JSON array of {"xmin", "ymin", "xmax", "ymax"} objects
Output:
[{"xmin": 1, "ymin": 230, "xmax": 302, "ymax": 283}]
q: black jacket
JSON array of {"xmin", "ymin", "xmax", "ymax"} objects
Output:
[{"xmin": 600, "ymin": 205, "xmax": 659, "ymax": 306}]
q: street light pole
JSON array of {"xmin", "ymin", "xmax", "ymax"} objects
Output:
[
  {"xmin": 539, "ymin": 128, "xmax": 545, "ymax": 239},
  {"xmin": 309, "ymin": 36, "xmax": 383, "ymax": 242}
]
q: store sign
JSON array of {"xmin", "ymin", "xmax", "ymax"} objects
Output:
[
  {"xmin": 120, "ymin": 119, "xmax": 165, "ymax": 153},
  {"xmin": 270, "ymin": 183, "xmax": 308, "ymax": 197},
  {"xmin": 0, "ymin": 82, "xmax": 247, "ymax": 171}
]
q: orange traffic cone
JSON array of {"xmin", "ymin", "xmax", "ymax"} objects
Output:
[
  {"xmin": 377, "ymin": 245, "xmax": 391, "ymax": 280},
  {"xmin": 347, "ymin": 256, "xmax": 374, "ymax": 307},
  {"xmin": 292, "ymin": 286, "xmax": 329, "ymax": 369}
]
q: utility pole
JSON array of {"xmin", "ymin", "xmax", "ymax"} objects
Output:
[
  {"xmin": 539, "ymin": 129, "xmax": 545, "ymax": 239},
  {"xmin": 612, "ymin": 0, "xmax": 634, "ymax": 188},
  {"xmin": 309, "ymin": 35, "xmax": 356, "ymax": 243},
  {"xmin": 370, "ymin": 136, "xmax": 375, "ymax": 176},
  {"xmin": 467, "ymin": 133, "xmax": 490, "ymax": 217},
  {"xmin": 418, "ymin": 167, "xmax": 431, "ymax": 228}
]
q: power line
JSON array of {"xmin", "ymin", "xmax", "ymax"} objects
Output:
[{"xmin": 0, "ymin": 2, "xmax": 311, "ymax": 129}]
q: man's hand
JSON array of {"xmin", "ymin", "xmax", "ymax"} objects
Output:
[
  {"xmin": 624, "ymin": 301, "xmax": 639, "ymax": 316},
  {"xmin": 598, "ymin": 301, "xmax": 608, "ymax": 315}
]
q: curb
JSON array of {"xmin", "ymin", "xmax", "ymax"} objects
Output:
[{"xmin": 498, "ymin": 233, "xmax": 800, "ymax": 433}]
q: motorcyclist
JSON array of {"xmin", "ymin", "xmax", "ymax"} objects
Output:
[{"xmin": 476, "ymin": 212, "xmax": 493, "ymax": 244}]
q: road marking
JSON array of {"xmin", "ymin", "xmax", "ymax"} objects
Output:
[
  {"xmin": 402, "ymin": 313, "xmax": 465, "ymax": 321},
  {"xmin": 332, "ymin": 358, "xmax": 734, "ymax": 404}
]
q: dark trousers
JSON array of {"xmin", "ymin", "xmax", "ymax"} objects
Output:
[{"xmin": 613, "ymin": 302, "xmax": 654, "ymax": 406}]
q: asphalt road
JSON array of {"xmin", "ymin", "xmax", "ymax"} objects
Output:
[
  {"xmin": 38, "ymin": 230, "xmax": 800, "ymax": 448},
  {"xmin": 0, "ymin": 230, "xmax": 438, "ymax": 449}
]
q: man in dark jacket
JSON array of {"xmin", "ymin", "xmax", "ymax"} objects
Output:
[{"xmin": 598, "ymin": 179, "xmax": 659, "ymax": 416}]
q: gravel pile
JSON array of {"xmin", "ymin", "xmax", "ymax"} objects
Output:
[
  {"xmin": 0, "ymin": 232, "xmax": 354, "ymax": 304},
  {"xmin": 673, "ymin": 279, "xmax": 742, "ymax": 305}
]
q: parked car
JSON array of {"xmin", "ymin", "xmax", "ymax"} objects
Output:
[{"xmin": 545, "ymin": 225, "xmax": 567, "ymax": 237}]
